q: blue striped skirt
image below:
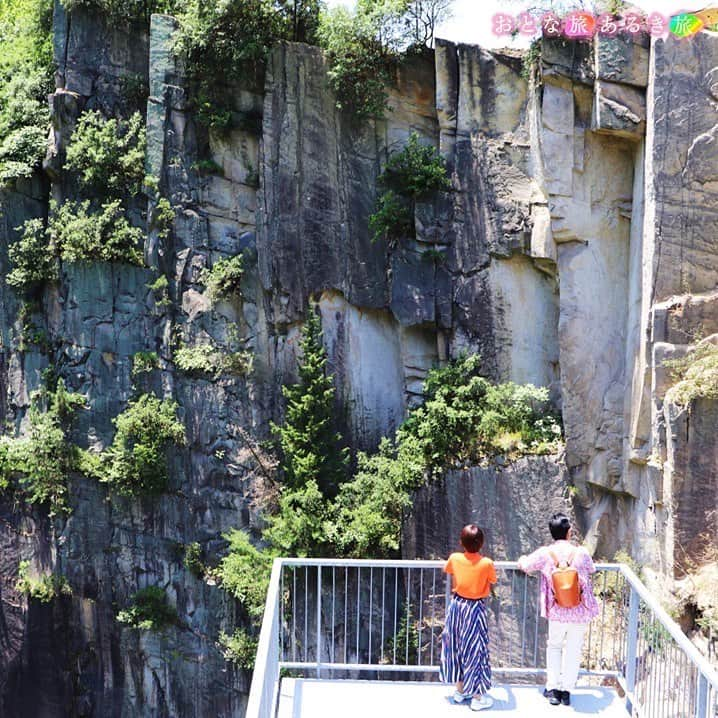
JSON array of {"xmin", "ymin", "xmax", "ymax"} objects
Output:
[{"xmin": 440, "ymin": 596, "xmax": 492, "ymax": 697}]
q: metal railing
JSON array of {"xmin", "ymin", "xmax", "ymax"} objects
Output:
[{"xmin": 246, "ymin": 559, "xmax": 718, "ymax": 718}]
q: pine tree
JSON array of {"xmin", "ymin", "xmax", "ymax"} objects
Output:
[{"xmin": 273, "ymin": 307, "xmax": 349, "ymax": 499}]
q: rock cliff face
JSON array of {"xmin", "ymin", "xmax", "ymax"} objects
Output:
[{"xmin": 0, "ymin": 3, "xmax": 716, "ymax": 715}]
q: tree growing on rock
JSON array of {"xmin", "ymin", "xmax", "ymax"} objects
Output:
[{"xmin": 272, "ymin": 306, "xmax": 349, "ymax": 500}]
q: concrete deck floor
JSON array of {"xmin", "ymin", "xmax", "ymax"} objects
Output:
[{"xmin": 277, "ymin": 680, "xmax": 628, "ymax": 718}]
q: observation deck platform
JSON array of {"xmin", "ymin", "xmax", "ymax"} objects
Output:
[{"xmin": 277, "ymin": 679, "xmax": 626, "ymax": 718}]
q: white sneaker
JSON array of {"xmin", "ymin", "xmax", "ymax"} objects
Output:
[
  {"xmin": 470, "ymin": 695, "xmax": 494, "ymax": 711},
  {"xmin": 452, "ymin": 690, "xmax": 471, "ymax": 703}
]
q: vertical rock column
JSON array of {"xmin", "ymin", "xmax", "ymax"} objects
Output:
[
  {"xmin": 532, "ymin": 38, "xmax": 646, "ymax": 556},
  {"xmin": 639, "ymin": 33, "xmax": 718, "ymax": 574}
]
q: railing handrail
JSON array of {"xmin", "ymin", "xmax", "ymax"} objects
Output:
[
  {"xmin": 245, "ymin": 558, "xmax": 283, "ymax": 717},
  {"xmin": 247, "ymin": 558, "xmax": 718, "ymax": 717},
  {"xmin": 620, "ymin": 564, "xmax": 718, "ymax": 690},
  {"xmin": 276, "ymin": 557, "xmax": 621, "ymax": 571}
]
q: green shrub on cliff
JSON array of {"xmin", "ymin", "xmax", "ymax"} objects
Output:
[
  {"xmin": 370, "ymin": 132, "xmax": 450, "ymax": 243},
  {"xmin": 318, "ymin": 3, "xmax": 398, "ymax": 121},
  {"xmin": 369, "ymin": 189, "xmax": 414, "ymax": 244},
  {"xmin": 131, "ymin": 351, "xmax": 160, "ymax": 377},
  {"xmin": 399, "ymin": 354, "xmax": 562, "ymax": 471},
  {"xmin": 6, "ymin": 218, "xmax": 59, "ymax": 291},
  {"xmin": 200, "ymin": 253, "xmax": 245, "ymax": 304},
  {"xmin": 213, "ymin": 530, "xmax": 271, "ymax": 668},
  {"xmin": 8, "ymin": 198, "xmax": 145, "ymax": 293},
  {"xmin": 8, "ymin": 110, "xmax": 149, "ymax": 289},
  {"xmin": 0, "ymin": 0, "xmax": 53, "ymax": 186},
  {"xmin": 330, "ymin": 355, "xmax": 561, "ymax": 557},
  {"xmin": 329, "ymin": 438, "xmax": 416, "ymax": 557},
  {"xmin": 218, "ymin": 628, "xmax": 258, "ymax": 669},
  {"xmin": 65, "ymin": 110, "xmax": 146, "ymax": 197},
  {"xmin": 16, "ymin": 560, "xmax": 72, "ymax": 602},
  {"xmin": 49, "ymin": 199, "xmax": 145, "ymax": 266},
  {"xmin": 664, "ymin": 341, "xmax": 718, "ymax": 409},
  {"xmin": 216, "ymin": 529, "xmax": 272, "ymax": 619},
  {"xmin": 263, "ymin": 478, "xmax": 335, "ymax": 556},
  {"xmin": 0, "ymin": 378, "xmax": 85, "ymax": 515},
  {"xmin": 318, "ymin": 1, "xmax": 452, "ymax": 121},
  {"xmin": 174, "ymin": 343, "xmax": 253, "ymax": 379},
  {"xmin": 93, "ymin": 394, "xmax": 186, "ymax": 496},
  {"xmin": 175, "ymin": 0, "xmax": 321, "ymax": 129},
  {"xmin": 117, "ymin": 586, "xmax": 178, "ymax": 630}
]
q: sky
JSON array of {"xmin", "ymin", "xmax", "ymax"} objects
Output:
[{"xmin": 325, "ymin": 0, "xmax": 706, "ymax": 47}]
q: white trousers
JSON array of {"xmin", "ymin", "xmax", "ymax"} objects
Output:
[{"xmin": 546, "ymin": 621, "xmax": 588, "ymax": 692}]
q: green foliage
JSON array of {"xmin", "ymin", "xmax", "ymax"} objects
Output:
[
  {"xmin": 183, "ymin": 541, "xmax": 205, "ymax": 578},
  {"xmin": 0, "ymin": 379, "xmax": 85, "ymax": 515},
  {"xmin": 399, "ymin": 354, "xmax": 562, "ymax": 473},
  {"xmin": 116, "ymin": 586, "xmax": 178, "ymax": 631},
  {"xmin": 150, "ymin": 197, "xmax": 174, "ymax": 242},
  {"xmin": 263, "ymin": 479, "xmax": 334, "ymax": 556},
  {"xmin": 93, "ymin": 394, "xmax": 185, "ymax": 496},
  {"xmin": 9, "ymin": 110, "xmax": 147, "ymax": 273},
  {"xmin": 200, "ymin": 253, "xmax": 245, "ymax": 304},
  {"xmin": 9, "ymin": 108, "xmax": 147, "ymax": 283},
  {"xmin": 218, "ymin": 628, "xmax": 258, "ymax": 669},
  {"xmin": 176, "ymin": 1, "xmax": 320, "ymax": 130},
  {"xmin": 331, "ymin": 355, "xmax": 561, "ymax": 558},
  {"xmin": 132, "ymin": 351, "xmax": 160, "ymax": 377},
  {"xmin": 49, "ymin": 199, "xmax": 145, "ymax": 266},
  {"xmin": 521, "ymin": 38, "xmax": 542, "ymax": 81},
  {"xmin": 7, "ymin": 218, "xmax": 58, "ymax": 292},
  {"xmin": 16, "ymin": 560, "xmax": 72, "ymax": 603},
  {"xmin": 0, "ymin": 0, "xmax": 53, "ymax": 186},
  {"xmin": 213, "ymin": 530, "xmax": 274, "ymax": 668},
  {"xmin": 0, "ymin": 442, "xmax": 11, "ymax": 492},
  {"xmin": 329, "ymin": 439, "xmax": 413, "ymax": 557},
  {"xmin": 383, "ymin": 601, "xmax": 420, "ymax": 664},
  {"xmin": 61, "ymin": 0, "xmax": 178, "ymax": 22},
  {"xmin": 10, "ymin": 199, "xmax": 144, "ymax": 289},
  {"xmin": 380, "ymin": 132, "xmax": 451, "ymax": 198},
  {"xmin": 147, "ymin": 274, "xmax": 171, "ymax": 307},
  {"xmin": 174, "ymin": 343, "xmax": 253, "ymax": 379},
  {"xmin": 216, "ymin": 529, "xmax": 272, "ymax": 619},
  {"xmin": 65, "ymin": 111, "xmax": 146, "ymax": 197},
  {"xmin": 369, "ymin": 189, "xmax": 413, "ymax": 244},
  {"xmin": 262, "ymin": 347, "xmax": 561, "ymax": 559},
  {"xmin": 272, "ymin": 308, "xmax": 349, "ymax": 499},
  {"xmin": 370, "ymin": 132, "xmax": 450, "ymax": 242},
  {"xmin": 119, "ymin": 73, "xmax": 149, "ymax": 112},
  {"xmin": 16, "ymin": 300, "xmax": 51, "ymax": 355},
  {"xmin": 176, "ymin": 0, "xmax": 284, "ymax": 72},
  {"xmin": 664, "ymin": 342, "xmax": 718, "ymax": 409},
  {"xmin": 318, "ymin": 1, "xmax": 449, "ymax": 121},
  {"xmin": 0, "ymin": 75, "xmax": 49, "ymax": 184},
  {"xmin": 318, "ymin": 4, "xmax": 395, "ymax": 120}
]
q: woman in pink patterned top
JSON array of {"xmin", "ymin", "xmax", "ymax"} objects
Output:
[{"xmin": 518, "ymin": 512, "xmax": 599, "ymax": 707}]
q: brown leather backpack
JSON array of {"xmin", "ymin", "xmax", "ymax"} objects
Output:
[{"xmin": 549, "ymin": 549, "xmax": 582, "ymax": 608}]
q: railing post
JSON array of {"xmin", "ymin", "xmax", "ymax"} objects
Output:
[
  {"xmin": 316, "ymin": 565, "xmax": 322, "ymax": 679},
  {"xmin": 696, "ymin": 674, "xmax": 708, "ymax": 718},
  {"xmin": 625, "ymin": 583, "xmax": 640, "ymax": 713}
]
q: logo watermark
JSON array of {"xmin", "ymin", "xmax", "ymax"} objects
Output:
[{"xmin": 491, "ymin": 7, "xmax": 718, "ymax": 40}]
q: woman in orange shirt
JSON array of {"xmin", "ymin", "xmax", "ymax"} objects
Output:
[{"xmin": 440, "ymin": 524, "xmax": 497, "ymax": 711}]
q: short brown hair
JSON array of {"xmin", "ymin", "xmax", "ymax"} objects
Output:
[{"xmin": 460, "ymin": 524, "xmax": 484, "ymax": 553}]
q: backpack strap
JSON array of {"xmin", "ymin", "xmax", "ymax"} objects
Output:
[{"xmin": 549, "ymin": 547, "xmax": 576, "ymax": 569}]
